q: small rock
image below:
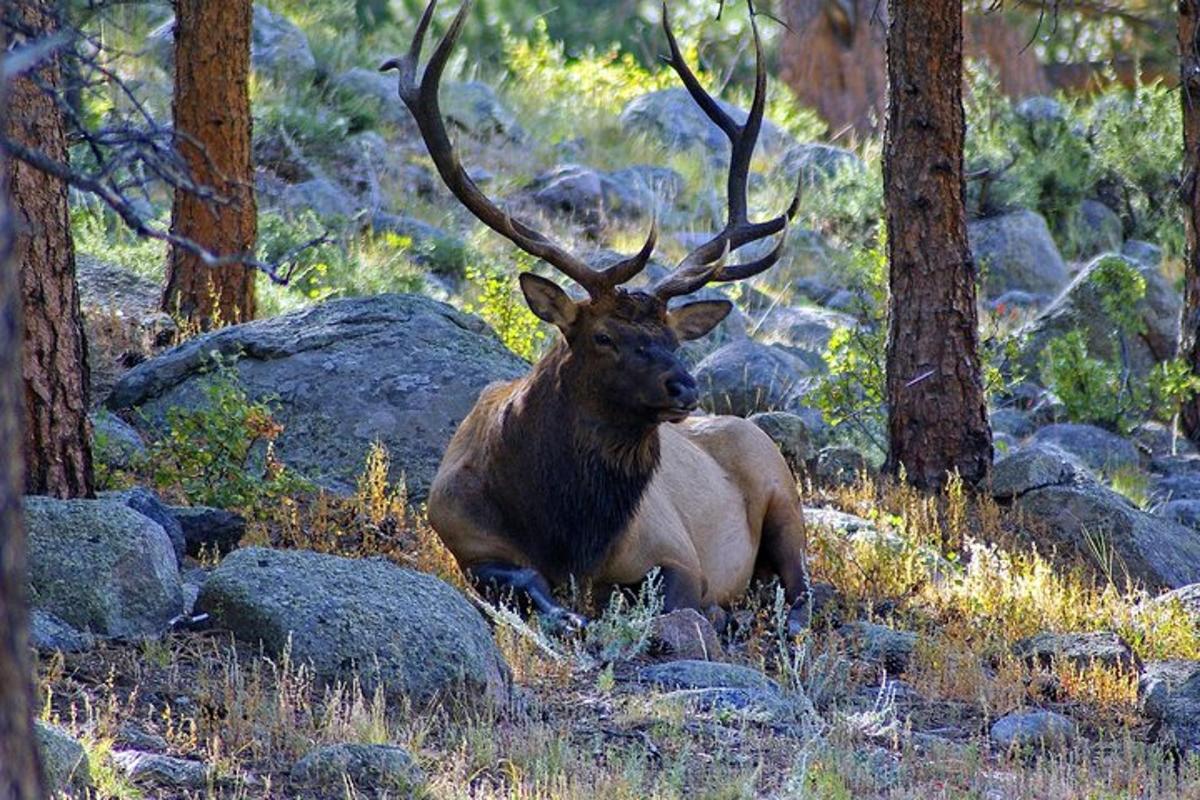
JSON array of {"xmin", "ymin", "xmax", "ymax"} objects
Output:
[
  {"xmin": 648, "ymin": 609, "xmax": 724, "ymax": 661},
  {"xmin": 776, "ymin": 143, "xmax": 863, "ymax": 187},
  {"xmin": 637, "ymin": 659, "xmax": 778, "ymax": 692},
  {"xmin": 814, "ymin": 445, "xmax": 873, "ymax": 486},
  {"xmin": 170, "ymin": 506, "xmax": 246, "ymax": 557},
  {"xmin": 990, "ymin": 710, "xmax": 1076, "ymax": 750},
  {"xmin": 36, "ymin": 722, "xmax": 92, "ymax": 796},
  {"xmin": 840, "ymin": 621, "xmax": 918, "ymax": 674},
  {"xmin": 1122, "ymin": 239, "xmax": 1162, "ymax": 267},
  {"xmin": 989, "ymin": 407, "xmax": 1035, "ymax": 439},
  {"xmin": 1014, "ymin": 631, "xmax": 1139, "ymax": 671},
  {"xmin": 441, "ymin": 81, "xmax": 523, "ymax": 141},
  {"xmin": 1159, "ymin": 500, "xmax": 1200, "ymax": 531},
  {"xmin": 91, "ymin": 410, "xmax": 147, "ymax": 470},
  {"xmin": 115, "ymin": 724, "xmax": 170, "ymax": 753},
  {"xmin": 113, "ymin": 751, "xmax": 211, "ymax": 789},
  {"xmin": 1014, "ymin": 96, "xmax": 1066, "ymax": 124},
  {"xmin": 1152, "ymin": 583, "xmax": 1200, "ymax": 620},
  {"xmin": 290, "ymin": 743, "xmax": 425, "ymax": 798},
  {"xmin": 1133, "ymin": 421, "xmax": 1197, "ymax": 461},
  {"xmin": 279, "ymin": 178, "xmax": 358, "ymax": 219},
  {"xmin": 30, "ymin": 609, "xmax": 95, "ymax": 653},
  {"xmin": 620, "ymin": 88, "xmax": 794, "ymax": 163}
]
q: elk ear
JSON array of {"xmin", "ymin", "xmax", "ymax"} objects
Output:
[
  {"xmin": 519, "ymin": 273, "xmax": 577, "ymax": 331},
  {"xmin": 668, "ymin": 299, "xmax": 732, "ymax": 341}
]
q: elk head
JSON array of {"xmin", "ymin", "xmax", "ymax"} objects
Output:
[{"xmin": 382, "ymin": 0, "xmax": 800, "ymax": 425}]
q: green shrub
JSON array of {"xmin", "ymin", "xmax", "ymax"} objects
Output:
[
  {"xmin": 462, "ymin": 254, "xmax": 549, "ymax": 362},
  {"xmin": 146, "ymin": 360, "xmax": 310, "ymax": 512}
]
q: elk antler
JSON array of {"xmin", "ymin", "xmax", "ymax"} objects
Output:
[
  {"xmin": 381, "ymin": 0, "xmax": 657, "ymax": 299},
  {"xmin": 650, "ymin": 1, "xmax": 801, "ymax": 302}
]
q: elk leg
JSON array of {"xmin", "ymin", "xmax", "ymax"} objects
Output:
[
  {"xmin": 468, "ymin": 562, "xmax": 587, "ymax": 632},
  {"xmin": 658, "ymin": 561, "xmax": 727, "ymax": 629},
  {"xmin": 760, "ymin": 489, "xmax": 813, "ymax": 636}
]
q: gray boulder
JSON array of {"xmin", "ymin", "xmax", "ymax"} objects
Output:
[
  {"xmin": 197, "ymin": 547, "xmax": 510, "ymax": 705},
  {"xmin": 30, "ymin": 609, "xmax": 95, "ymax": 653},
  {"xmin": 441, "ymin": 81, "xmax": 523, "ymax": 140},
  {"xmin": 620, "ymin": 88, "xmax": 793, "ymax": 162},
  {"xmin": 989, "ymin": 407, "xmax": 1035, "ymax": 439},
  {"xmin": 91, "ymin": 411, "xmax": 148, "ymax": 471},
  {"xmin": 1014, "ymin": 96, "xmax": 1066, "ymax": 124},
  {"xmin": 148, "ymin": 5, "xmax": 316, "ymax": 78},
  {"xmin": 1069, "ymin": 200, "xmax": 1123, "ymax": 260},
  {"xmin": 1159, "ymin": 500, "xmax": 1200, "ymax": 531},
  {"xmin": 106, "ymin": 295, "xmax": 527, "ymax": 500},
  {"xmin": 990, "ymin": 710, "xmax": 1076, "ymax": 750},
  {"xmin": 1133, "ymin": 421, "xmax": 1197, "ymax": 460},
  {"xmin": 693, "ymin": 339, "xmax": 819, "ymax": 417},
  {"xmin": 25, "ymin": 497, "xmax": 183, "ymax": 638},
  {"xmin": 36, "ymin": 722, "xmax": 92, "ymax": 796},
  {"xmin": 331, "ymin": 67, "xmax": 416, "ymax": 129},
  {"xmin": 969, "ymin": 210, "xmax": 1068, "ymax": 297},
  {"xmin": 753, "ymin": 304, "xmax": 856, "ymax": 357},
  {"xmin": 171, "ymin": 506, "xmax": 246, "ymax": 557},
  {"xmin": 777, "ymin": 143, "xmax": 863, "ymax": 186},
  {"xmin": 814, "ymin": 445, "xmax": 875, "ymax": 486},
  {"xmin": 608, "ymin": 165, "xmax": 686, "ymax": 215},
  {"xmin": 749, "ymin": 411, "xmax": 816, "ymax": 475},
  {"xmin": 1122, "ymin": 239, "xmax": 1162, "ymax": 267},
  {"xmin": 77, "ymin": 254, "xmax": 161, "ymax": 315},
  {"xmin": 112, "ymin": 752, "xmax": 211, "ymax": 790},
  {"xmin": 637, "ymin": 659, "xmax": 778, "ymax": 691},
  {"xmin": 291, "ymin": 744, "xmax": 425, "ymax": 798},
  {"xmin": 1153, "ymin": 583, "xmax": 1200, "ymax": 620},
  {"xmin": 990, "ymin": 443, "xmax": 1089, "ymax": 500},
  {"xmin": 523, "ymin": 163, "xmax": 683, "ymax": 225},
  {"xmin": 1015, "ymin": 482, "xmax": 1200, "ymax": 590},
  {"xmin": 1029, "ymin": 423, "xmax": 1140, "ymax": 476},
  {"xmin": 1019, "ymin": 254, "xmax": 1180, "ymax": 381},
  {"xmin": 1014, "ymin": 631, "xmax": 1138, "ymax": 670},
  {"xmin": 278, "ymin": 178, "xmax": 358, "ymax": 220},
  {"xmin": 1140, "ymin": 660, "xmax": 1200, "ymax": 752}
]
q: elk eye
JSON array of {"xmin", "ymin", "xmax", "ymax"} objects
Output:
[{"xmin": 593, "ymin": 333, "xmax": 614, "ymax": 348}]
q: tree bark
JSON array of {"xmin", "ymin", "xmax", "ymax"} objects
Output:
[
  {"xmin": 1180, "ymin": 1, "xmax": 1200, "ymax": 442},
  {"xmin": 162, "ymin": 0, "xmax": 257, "ymax": 330},
  {"xmin": 7, "ymin": 0, "xmax": 94, "ymax": 499},
  {"xmin": 882, "ymin": 0, "xmax": 992, "ymax": 489},
  {"xmin": 0, "ymin": 19, "xmax": 48, "ymax": 799},
  {"xmin": 780, "ymin": 1, "xmax": 1049, "ymax": 137}
]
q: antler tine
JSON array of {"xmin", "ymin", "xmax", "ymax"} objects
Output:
[
  {"xmin": 382, "ymin": 0, "xmax": 623, "ymax": 297},
  {"xmin": 651, "ymin": 1, "xmax": 795, "ymax": 302}
]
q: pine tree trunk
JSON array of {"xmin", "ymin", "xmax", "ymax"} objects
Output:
[
  {"xmin": 882, "ymin": 0, "xmax": 992, "ymax": 489},
  {"xmin": 7, "ymin": 0, "xmax": 94, "ymax": 499},
  {"xmin": 1181, "ymin": 0, "xmax": 1200, "ymax": 442},
  {"xmin": 0, "ymin": 20, "xmax": 48, "ymax": 798},
  {"xmin": 162, "ymin": 0, "xmax": 257, "ymax": 329}
]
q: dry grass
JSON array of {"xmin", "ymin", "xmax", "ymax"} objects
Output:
[{"xmin": 36, "ymin": 455, "xmax": 1200, "ymax": 798}]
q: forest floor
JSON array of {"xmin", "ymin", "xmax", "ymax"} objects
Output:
[{"xmin": 35, "ymin": 476, "xmax": 1200, "ymax": 799}]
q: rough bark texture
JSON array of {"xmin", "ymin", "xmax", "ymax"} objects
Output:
[
  {"xmin": 162, "ymin": 0, "xmax": 257, "ymax": 329},
  {"xmin": 780, "ymin": 1, "xmax": 1048, "ymax": 136},
  {"xmin": 1181, "ymin": 0, "xmax": 1200, "ymax": 442},
  {"xmin": 882, "ymin": 0, "xmax": 992, "ymax": 489},
  {"xmin": 7, "ymin": 0, "xmax": 94, "ymax": 498},
  {"xmin": 0, "ymin": 18, "xmax": 48, "ymax": 798}
]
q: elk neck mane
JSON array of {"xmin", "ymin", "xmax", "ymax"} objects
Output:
[{"xmin": 488, "ymin": 339, "xmax": 662, "ymax": 583}]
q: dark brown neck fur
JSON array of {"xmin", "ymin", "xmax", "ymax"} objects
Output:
[{"xmin": 488, "ymin": 341, "xmax": 661, "ymax": 583}]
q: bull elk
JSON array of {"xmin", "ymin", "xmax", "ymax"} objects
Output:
[{"xmin": 383, "ymin": 0, "xmax": 811, "ymax": 633}]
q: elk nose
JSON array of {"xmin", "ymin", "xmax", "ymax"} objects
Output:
[{"xmin": 665, "ymin": 375, "xmax": 698, "ymax": 408}]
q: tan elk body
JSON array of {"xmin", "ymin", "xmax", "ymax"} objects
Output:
[{"xmin": 386, "ymin": 0, "xmax": 811, "ymax": 630}]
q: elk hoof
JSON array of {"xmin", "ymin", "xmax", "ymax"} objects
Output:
[
  {"xmin": 546, "ymin": 609, "xmax": 589, "ymax": 636},
  {"xmin": 786, "ymin": 596, "xmax": 813, "ymax": 639}
]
